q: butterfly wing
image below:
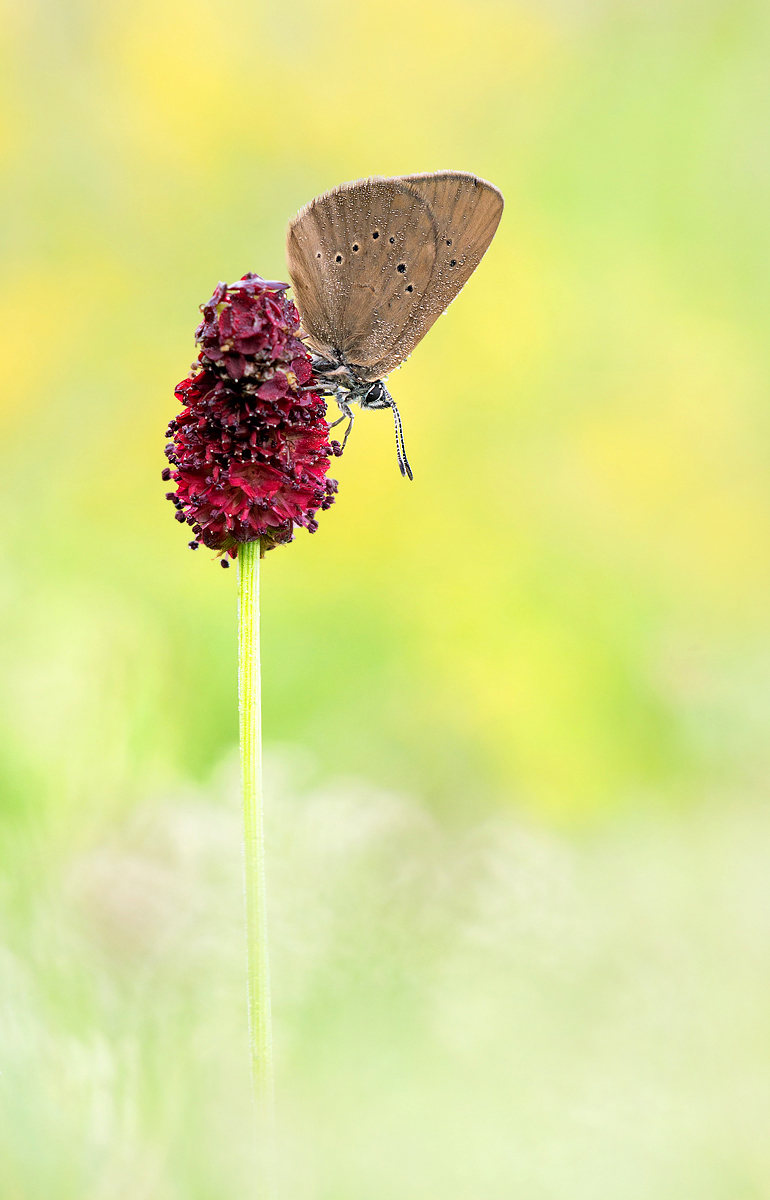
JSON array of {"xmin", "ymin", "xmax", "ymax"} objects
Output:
[
  {"xmin": 286, "ymin": 177, "xmax": 439, "ymax": 368},
  {"xmin": 356, "ymin": 171, "xmax": 504, "ymax": 381},
  {"xmin": 286, "ymin": 171, "xmax": 503, "ymax": 383}
]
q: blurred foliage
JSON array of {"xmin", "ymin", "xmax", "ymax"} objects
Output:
[
  {"xmin": 2, "ymin": 0, "xmax": 770, "ymax": 1193},
  {"xmin": 4, "ymin": 762, "xmax": 770, "ymax": 1198}
]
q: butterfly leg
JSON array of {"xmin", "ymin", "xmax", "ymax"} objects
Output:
[
  {"xmin": 340, "ymin": 409, "xmax": 355, "ymax": 450},
  {"xmin": 328, "ymin": 393, "xmax": 355, "ymax": 450}
]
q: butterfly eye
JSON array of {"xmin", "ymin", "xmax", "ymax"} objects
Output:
[
  {"xmin": 372, "ymin": 231, "xmax": 380, "ymax": 239},
  {"xmin": 397, "ymin": 263, "xmax": 406, "ymax": 274}
]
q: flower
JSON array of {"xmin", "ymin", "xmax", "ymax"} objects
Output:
[{"xmin": 164, "ymin": 274, "xmax": 339, "ymax": 557}]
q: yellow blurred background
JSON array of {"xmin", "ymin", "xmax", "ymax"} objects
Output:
[{"xmin": 2, "ymin": 0, "xmax": 770, "ymax": 1196}]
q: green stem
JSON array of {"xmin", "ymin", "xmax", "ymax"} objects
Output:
[{"xmin": 237, "ymin": 540, "xmax": 276, "ymax": 1198}]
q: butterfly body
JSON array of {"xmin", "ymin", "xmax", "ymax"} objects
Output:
[
  {"xmin": 308, "ymin": 352, "xmax": 379, "ymax": 403},
  {"xmin": 287, "ymin": 171, "xmax": 503, "ymax": 476}
]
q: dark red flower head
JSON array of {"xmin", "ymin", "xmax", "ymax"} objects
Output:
[{"xmin": 163, "ymin": 273, "xmax": 339, "ymax": 556}]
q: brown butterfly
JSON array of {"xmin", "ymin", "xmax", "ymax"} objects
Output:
[{"xmin": 286, "ymin": 171, "xmax": 504, "ymax": 479}]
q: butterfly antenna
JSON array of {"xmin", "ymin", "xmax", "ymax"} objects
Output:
[{"xmin": 390, "ymin": 400, "xmax": 413, "ymax": 481}]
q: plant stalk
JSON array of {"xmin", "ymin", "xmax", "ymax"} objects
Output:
[{"xmin": 237, "ymin": 539, "xmax": 276, "ymax": 1198}]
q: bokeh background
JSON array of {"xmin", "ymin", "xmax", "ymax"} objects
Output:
[{"xmin": 3, "ymin": 0, "xmax": 770, "ymax": 1195}]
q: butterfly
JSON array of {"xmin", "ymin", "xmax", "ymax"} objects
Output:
[{"xmin": 286, "ymin": 171, "xmax": 504, "ymax": 479}]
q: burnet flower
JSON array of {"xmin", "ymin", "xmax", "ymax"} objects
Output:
[
  {"xmin": 164, "ymin": 273, "xmax": 339, "ymax": 561},
  {"xmin": 162, "ymin": 272, "xmax": 344, "ymax": 1185}
]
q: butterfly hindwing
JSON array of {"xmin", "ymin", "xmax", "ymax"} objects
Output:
[{"xmin": 357, "ymin": 171, "xmax": 504, "ymax": 381}]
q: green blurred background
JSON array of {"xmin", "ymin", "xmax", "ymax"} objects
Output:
[{"xmin": 3, "ymin": 0, "xmax": 770, "ymax": 1195}]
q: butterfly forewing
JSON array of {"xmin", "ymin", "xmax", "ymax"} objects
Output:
[
  {"xmin": 357, "ymin": 171, "xmax": 504, "ymax": 381},
  {"xmin": 286, "ymin": 177, "xmax": 438, "ymax": 367}
]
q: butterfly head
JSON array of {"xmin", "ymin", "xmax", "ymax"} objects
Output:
[{"xmin": 359, "ymin": 379, "xmax": 391, "ymax": 411}]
